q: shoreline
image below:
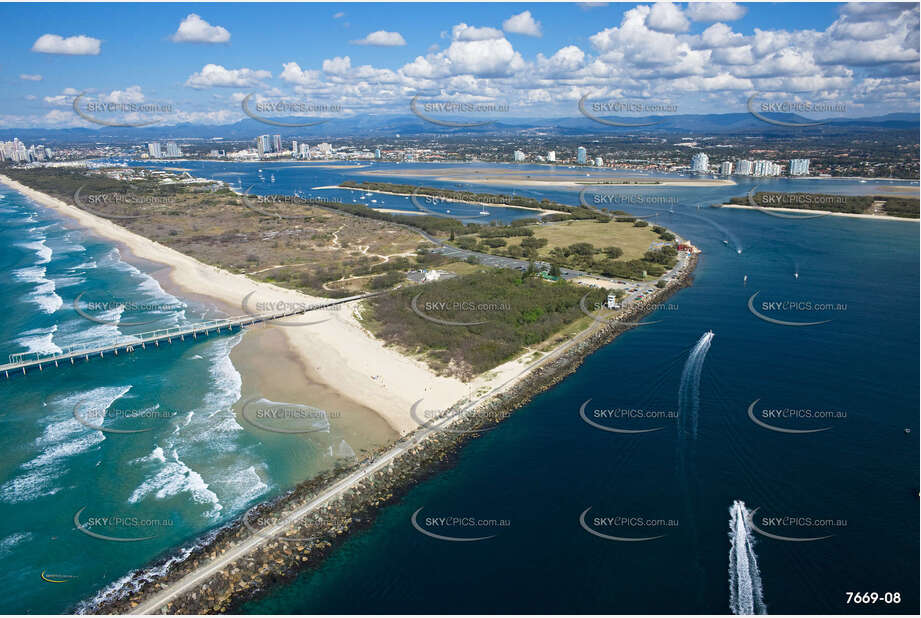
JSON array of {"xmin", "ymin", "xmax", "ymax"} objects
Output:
[
  {"xmin": 715, "ymin": 202, "xmax": 919, "ymax": 222},
  {"xmin": 318, "ymin": 185, "xmax": 559, "ymax": 215},
  {"xmin": 83, "ymin": 253, "xmax": 699, "ymax": 615},
  {"xmin": 356, "ymin": 168, "xmax": 736, "ymax": 188},
  {"xmin": 1, "ymin": 171, "xmax": 700, "ymax": 615},
  {"xmin": 0, "ymin": 173, "xmax": 471, "ymax": 436}
]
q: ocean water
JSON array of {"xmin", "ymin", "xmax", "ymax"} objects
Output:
[{"xmin": 1, "ymin": 163, "xmax": 917, "ymax": 614}]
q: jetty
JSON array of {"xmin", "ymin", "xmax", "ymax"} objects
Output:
[{"xmin": 1, "ymin": 292, "xmax": 377, "ymax": 379}]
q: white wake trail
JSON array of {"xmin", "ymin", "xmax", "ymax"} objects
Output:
[
  {"xmin": 729, "ymin": 500, "xmax": 767, "ymax": 615},
  {"xmin": 678, "ymin": 330, "xmax": 713, "ymax": 438}
]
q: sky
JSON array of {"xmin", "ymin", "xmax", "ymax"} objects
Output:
[{"xmin": 0, "ymin": 2, "xmax": 918, "ymax": 128}]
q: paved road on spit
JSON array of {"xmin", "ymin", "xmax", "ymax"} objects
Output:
[{"xmin": 129, "ymin": 313, "xmax": 605, "ymax": 615}]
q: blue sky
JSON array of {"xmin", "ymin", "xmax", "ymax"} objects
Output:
[{"xmin": 1, "ymin": 2, "xmax": 918, "ymax": 127}]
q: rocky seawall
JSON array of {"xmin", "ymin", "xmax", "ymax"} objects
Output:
[{"xmin": 84, "ymin": 254, "xmax": 699, "ymax": 615}]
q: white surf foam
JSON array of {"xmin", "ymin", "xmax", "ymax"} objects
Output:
[
  {"xmin": 73, "ymin": 525, "xmax": 226, "ymax": 614},
  {"xmin": 13, "ymin": 265, "xmax": 63, "ymax": 314},
  {"xmin": 0, "ymin": 386, "xmax": 130, "ymax": 504},
  {"xmin": 19, "ymin": 238, "xmax": 52, "ymax": 264},
  {"xmin": 0, "ymin": 531, "xmax": 33, "ymax": 557},
  {"xmin": 12, "ymin": 324, "xmax": 62, "ymax": 356},
  {"xmin": 129, "ymin": 447, "xmax": 223, "ymax": 519}
]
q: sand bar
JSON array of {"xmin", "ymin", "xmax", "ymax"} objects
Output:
[{"xmin": 716, "ymin": 202, "xmax": 919, "ymax": 221}]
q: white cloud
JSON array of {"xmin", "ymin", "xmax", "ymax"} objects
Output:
[
  {"xmin": 839, "ymin": 2, "xmax": 909, "ymax": 23},
  {"xmin": 686, "ymin": 2, "xmax": 747, "ymax": 23},
  {"xmin": 31, "ymin": 34, "xmax": 101, "ymax": 55},
  {"xmin": 452, "ymin": 23, "xmax": 504, "ymax": 41},
  {"xmin": 445, "ymin": 37, "xmax": 526, "ymax": 76},
  {"xmin": 645, "ymin": 2, "xmax": 689, "ymax": 33},
  {"xmin": 170, "ymin": 14, "xmax": 230, "ymax": 43},
  {"xmin": 185, "ymin": 64, "xmax": 270, "ymax": 88},
  {"xmin": 698, "ymin": 23, "xmax": 746, "ymax": 48},
  {"xmin": 350, "ymin": 30, "xmax": 407, "ymax": 46},
  {"xmin": 280, "ymin": 62, "xmax": 321, "ymax": 85},
  {"xmin": 333, "ymin": 11, "xmax": 345, "ymax": 19},
  {"xmin": 536, "ymin": 46, "xmax": 586, "ymax": 75},
  {"xmin": 43, "ymin": 88, "xmax": 80, "ymax": 105},
  {"xmin": 711, "ymin": 45, "xmax": 754, "ymax": 65},
  {"xmin": 100, "ymin": 85, "xmax": 145, "ymax": 104},
  {"xmin": 672, "ymin": 72, "xmax": 752, "ymax": 91},
  {"xmin": 591, "ymin": 6, "xmax": 707, "ymax": 76},
  {"xmin": 503, "ymin": 11, "xmax": 542, "ymax": 37},
  {"xmin": 19, "ymin": 74, "xmax": 43, "ymax": 81},
  {"xmin": 322, "ymin": 56, "xmax": 352, "ymax": 75}
]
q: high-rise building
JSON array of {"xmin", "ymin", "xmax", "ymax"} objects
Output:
[
  {"xmin": 547, "ymin": 150, "xmax": 556, "ymax": 162},
  {"xmin": 316, "ymin": 142, "xmax": 333, "ymax": 156},
  {"xmin": 148, "ymin": 142, "xmax": 162, "ymax": 159},
  {"xmin": 720, "ymin": 161, "xmax": 733, "ymax": 176},
  {"xmin": 272, "ymin": 135, "xmax": 282, "ymax": 153},
  {"xmin": 594, "ymin": 157, "xmax": 604, "ymax": 167},
  {"xmin": 292, "ymin": 140, "xmax": 298, "ymax": 157},
  {"xmin": 752, "ymin": 160, "xmax": 782, "ymax": 177},
  {"xmin": 1, "ymin": 138, "xmax": 29, "ymax": 162},
  {"xmin": 690, "ymin": 152, "xmax": 709, "ymax": 173},
  {"xmin": 577, "ymin": 146, "xmax": 587, "ymax": 165},
  {"xmin": 789, "ymin": 159, "xmax": 810, "ymax": 176},
  {"xmin": 374, "ymin": 148, "xmax": 382, "ymax": 159},
  {"xmin": 299, "ymin": 143, "xmax": 310, "ymax": 159},
  {"xmin": 256, "ymin": 135, "xmax": 271, "ymax": 157},
  {"xmin": 735, "ymin": 159, "xmax": 752, "ymax": 175},
  {"xmin": 513, "ymin": 150, "xmax": 525, "ymax": 162},
  {"xmin": 165, "ymin": 142, "xmax": 181, "ymax": 158}
]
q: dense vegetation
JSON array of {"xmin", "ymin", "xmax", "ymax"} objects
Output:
[
  {"xmin": 451, "ymin": 217, "xmax": 679, "ymax": 280},
  {"xmin": 365, "ymin": 269, "xmax": 604, "ymax": 378},
  {"xmin": 728, "ymin": 192, "xmax": 919, "ymax": 219}
]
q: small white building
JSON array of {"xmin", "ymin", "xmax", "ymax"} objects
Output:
[{"xmin": 606, "ymin": 294, "xmax": 619, "ymax": 309}]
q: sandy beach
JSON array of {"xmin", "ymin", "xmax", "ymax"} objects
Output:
[
  {"xmin": 716, "ymin": 202, "xmax": 919, "ymax": 221},
  {"xmin": 0, "ymin": 173, "xmax": 472, "ymax": 435},
  {"xmin": 0, "ymin": 174, "xmax": 573, "ymax": 437}
]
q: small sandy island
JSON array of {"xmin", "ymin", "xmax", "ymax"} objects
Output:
[
  {"xmin": 716, "ymin": 202, "xmax": 919, "ymax": 222},
  {"xmin": 318, "ymin": 185, "xmax": 559, "ymax": 215}
]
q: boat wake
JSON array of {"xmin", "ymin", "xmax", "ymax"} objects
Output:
[
  {"xmin": 678, "ymin": 330, "xmax": 713, "ymax": 438},
  {"xmin": 729, "ymin": 500, "xmax": 767, "ymax": 615}
]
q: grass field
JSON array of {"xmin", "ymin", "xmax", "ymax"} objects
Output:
[{"xmin": 529, "ymin": 219, "xmax": 662, "ymax": 261}]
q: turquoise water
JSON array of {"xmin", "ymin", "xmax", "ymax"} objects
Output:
[
  {"xmin": 1, "ymin": 163, "xmax": 917, "ymax": 613},
  {"xmin": 0, "ymin": 182, "xmax": 358, "ymax": 613}
]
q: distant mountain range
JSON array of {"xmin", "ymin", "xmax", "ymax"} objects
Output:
[{"xmin": 2, "ymin": 112, "xmax": 917, "ymax": 143}]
